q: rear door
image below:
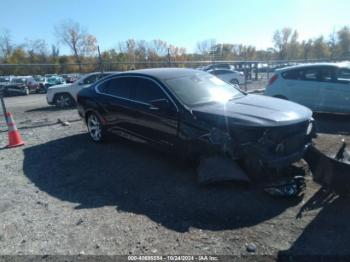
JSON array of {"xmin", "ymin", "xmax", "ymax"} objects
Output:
[
  {"xmin": 97, "ymin": 77, "xmax": 138, "ymax": 137},
  {"xmin": 281, "ymin": 67, "xmax": 324, "ymax": 111},
  {"xmin": 319, "ymin": 67, "xmax": 350, "ymax": 113},
  {"xmin": 211, "ymin": 70, "xmax": 232, "ymax": 82}
]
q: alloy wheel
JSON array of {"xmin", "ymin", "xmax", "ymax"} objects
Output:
[
  {"xmin": 55, "ymin": 94, "xmax": 71, "ymax": 108},
  {"xmin": 87, "ymin": 114, "xmax": 102, "ymax": 142}
]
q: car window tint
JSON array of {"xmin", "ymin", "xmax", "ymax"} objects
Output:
[
  {"xmin": 302, "ymin": 68, "xmax": 319, "ymax": 81},
  {"xmin": 217, "ymin": 70, "xmax": 230, "ymax": 75},
  {"xmin": 134, "ymin": 78, "xmax": 166, "ymax": 103},
  {"xmin": 282, "ymin": 69, "xmax": 302, "ymax": 80},
  {"xmin": 318, "ymin": 67, "xmax": 335, "ymax": 82},
  {"xmin": 83, "ymin": 74, "xmax": 99, "ymax": 84},
  {"xmin": 336, "ymin": 68, "xmax": 350, "ymax": 84},
  {"xmin": 100, "ymin": 77, "xmax": 132, "ymax": 98},
  {"xmin": 98, "ymin": 73, "xmax": 111, "ymax": 80}
]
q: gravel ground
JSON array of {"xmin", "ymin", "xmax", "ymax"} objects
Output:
[{"xmin": 0, "ymin": 93, "xmax": 350, "ymax": 258}]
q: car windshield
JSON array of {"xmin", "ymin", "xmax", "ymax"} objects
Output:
[
  {"xmin": 0, "ymin": 77, "xmax": 9, "ymax": 82},
  {"xmin": 165, "ymin": 72, "xmax": 244, "ymax": 106}
]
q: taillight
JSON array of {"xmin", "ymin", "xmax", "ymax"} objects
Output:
[{"xmin": 268, "ymin": 74, "xmax": 278, "ymax": 86}]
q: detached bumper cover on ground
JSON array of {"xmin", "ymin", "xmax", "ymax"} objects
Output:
[{"xmin": 304, "ymin": 143, "xmax": 350, "ymax": 195}]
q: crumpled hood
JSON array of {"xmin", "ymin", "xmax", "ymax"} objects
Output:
[{"xmin": 191, "ymin": 94, "xmax": 312, "ymax": 127}]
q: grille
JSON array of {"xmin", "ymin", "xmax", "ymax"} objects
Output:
[{"xmin": 257, "ymin": 121, "xmax": 309, "ymax": 156}]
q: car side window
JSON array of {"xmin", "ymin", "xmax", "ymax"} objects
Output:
[
  {"xmin": 318, "ymin": 67, "xmax": 336, "ymax": 82},
  {"xmin": 83, "ymin": 74, "xmax": 99, "ymax": 84},
  {"xmin": 134, "ymin": 78, "xmax": 166, "ymax": 103},
  {"xmin": 99, "ymin": 77, "xmax": 133, "ymax": 98},
  {"xmin": 97, "ymin": 73, "xmax": 110, "ymax": 80},
  {"xmin": 302, "ymin": 68, "xmax": 320, "ymax": 81},
  {"xmin": 282, "ymin": 69, "xmax": 302, "ymax": 80},
  {"xmin": 336, "ymin": 68, "xmax": 350, "ymax": 84}
]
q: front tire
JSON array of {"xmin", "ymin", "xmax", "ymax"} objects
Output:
[{"xmin": 87, "ymin": 113, "xmax": 106, "ymax": 143}]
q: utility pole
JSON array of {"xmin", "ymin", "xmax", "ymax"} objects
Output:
[
  {"xmin": 167, "ymin": 48, "xmax": 171, "ymax": 67},
  {"xmin": 97, "ymin": 45, "xmax": 104, "ymax": 73}
]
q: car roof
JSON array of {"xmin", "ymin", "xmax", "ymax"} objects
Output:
[
  {"xmin": 120, "ymin": 68, "xmax": 204, "ymax": 80},
  {"xmin": 208, "ymin": 68, "xmax": 234, "ymax": 72},
  {"xmin": 276, "ymin": 62, "xmax": 350, "ymax": 72}
]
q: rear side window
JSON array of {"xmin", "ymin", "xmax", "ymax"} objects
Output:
[
  {"xmin": 282, "ymin": 67, "xmax": 336, "ymax": 82},
  {"xmin": 99, "ymin": 77, "xmax": 134, "ymax": 98},
  {"xmin": 134, "ymin": 78, "xmax": 166, "ymax": 103},
  {"xmin": 83, "ymin": 74, "xmax": 99, "ymax": 84},
  {"xmin": 282, "ymin": 69, "xmax": 302, "ymax": 80},
  {"xmin": 336, "ymin": 68, "xmax": 350, "ymax": 84},
  {"xmin": 303, "ymin": 68, "xmax": 319, "ymax": 81}
]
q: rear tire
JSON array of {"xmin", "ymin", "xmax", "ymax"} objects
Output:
[
  {"xmin": 54, "ymin": 93, "xmax": 75, "ymax": 108},
  {"xmin": 87, "ymin": 113, "xmax": 107, "ymax": 143}
]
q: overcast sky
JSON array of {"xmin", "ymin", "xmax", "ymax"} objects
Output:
[{"xmin": 0, "ymin": 0, "xmax": 349, "ymax": 54}]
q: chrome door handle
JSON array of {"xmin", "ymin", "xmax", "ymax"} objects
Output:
[{"xmin": 149, "ymin": 106, "xmax": 159, "ymax": 110}]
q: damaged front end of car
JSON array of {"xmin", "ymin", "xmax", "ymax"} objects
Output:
[{"xmin": 178, "ymin": 110, "xmax": 316, "ymax": 189}]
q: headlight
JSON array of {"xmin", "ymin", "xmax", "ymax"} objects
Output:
[{"xmin": 306, "ymin": 121, "xmax": 313, "ymax": 135}]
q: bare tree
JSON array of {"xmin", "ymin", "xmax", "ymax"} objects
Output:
[
  {"xmin": 196, "ymin": 39, "xmax": 217, "ymax": 57},
  {"xmin": 328, "ymin": 30, "xmax": 338, "ymax": 59},
  {"xmin": 337, "ymin": 26, "xmax": 350, "ymax": 58},
  {"xmin": 26, "ymin": 39, "xmax": 48, "ymax": 63},
  {"xmin": 55, "ymin": 20, "xmax": 97, "ymax": 71},
  {"xmin": 273, "ymin": 28, "xmax": 296, "ymax": 60},
  {"xmin": 0, "ymin": 29, "xmax": 13, "ymax": 62}
]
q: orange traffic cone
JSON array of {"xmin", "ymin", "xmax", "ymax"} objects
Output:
[{"xmin": 6, "ymin": 112, "xmax": 24, "ymax": 148}]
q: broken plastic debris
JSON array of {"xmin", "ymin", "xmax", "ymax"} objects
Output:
[
  {"xmin": 304, "ymin": 143, "xmax": 350, "ymax": 195},
  {"xmin": 197, "ymin": 155, "xmax": 251, "ymax": 185},
  {"xmin": 264, "ymin": 176, "xmax": 306, "ymax": 198}
]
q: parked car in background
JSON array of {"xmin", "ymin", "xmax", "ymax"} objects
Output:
[
  {"xmin": 33, "ymin": 76, "xmax": 48, "ymax": 93},
  {"xmin": 46, "ymin": 76, "xmax": 66, "ymax": 89},
  {"xmin": 4, "ymin": 76, "xmax": 39, "ymax": 95},
  {"xmin": 77, "ymin": 68, "xmax": 315, "ymax": 176},
  {"xmin": 200, "ymin": 63, "xmax": 235, "ymax": 71},
  {"xmin": 265, "ymin": 63, "xmax": 350, "ymax": 114},
  {"xmin": 46, "ymin": 72, "xmax": 116, "ymax": 107},
  {"xmin": 207, "ymin": 69, "xmax": 245, "ymax": 85},
  {"xmin": 65, "ymin": 74, "xmax": 79, "ymax": 83},
  {"xmin": 0, "ymin": 76, "xmax": 10, "ymax": 86}
]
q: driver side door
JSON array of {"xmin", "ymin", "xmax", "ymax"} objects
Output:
[{"xmin": 129, "ymin": 77, "xmax": 179, "ymax": 148}]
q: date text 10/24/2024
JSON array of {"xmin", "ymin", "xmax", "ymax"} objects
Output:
[{"xmin": 127, "ymin": 256, "xmax": 219, "ymax": 261}]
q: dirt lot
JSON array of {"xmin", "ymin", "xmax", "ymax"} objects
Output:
[{"xmin": 1, "ymin": 93, "xmax": 350, "ymax": 258}]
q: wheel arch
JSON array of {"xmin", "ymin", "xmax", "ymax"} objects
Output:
[
  {"xmin": 53, "ymin": 92, "xmax": 76, "ymax": 103},
  {"xmin": 84, "ymin": 109, "xmax": 106, "ymax": 125}
]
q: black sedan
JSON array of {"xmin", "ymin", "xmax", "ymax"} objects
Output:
[{"xmin": 77, "ymin": 68, "xmax": 315, "ymax": 174}]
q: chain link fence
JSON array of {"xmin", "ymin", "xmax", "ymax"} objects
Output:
[{"xmin": 1, "ymin": 58, "xmax": 349, "ymax": 92}]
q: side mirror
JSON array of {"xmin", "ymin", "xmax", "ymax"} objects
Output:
[
  {"xmin": 78, "ymin": 81, "xmax": 84, "ymax": 85},
  {"xmin": 149, "ymin": 98, "xmax": 170, "ymax": 111}
]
